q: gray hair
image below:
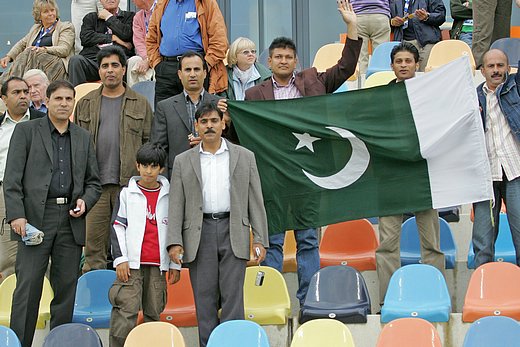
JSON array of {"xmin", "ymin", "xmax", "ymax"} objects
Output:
[{"xmin": 23, "ymin": 69, "xmax": 50, "ymax": 85}]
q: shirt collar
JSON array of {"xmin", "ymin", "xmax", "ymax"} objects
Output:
[
  {"xmin": 4, "ymin": 108, "xmax": 30, "ymax": 124},
  {"xmin": 47, "ymin": 116, "xmax": 70, "ymax": 134},
  {"xmin": 199, "ymin": 138, "xmax": 228, "ymax": 155},
  {"xmin": 184, "ymin": 89, "xmax": 205, "ymax": 103},
  {"xmin": 272, "ymin": 73, "xmax": 296, "ymax": 89},
  {"xmin": 483, "ymin": 82, "xmax": 502, "ymax": 95}
]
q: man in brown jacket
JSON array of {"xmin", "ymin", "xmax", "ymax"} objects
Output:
[
  {"xmin": 74, "ymin": 45, "xmax": 153, "ymax": 272},
  {"xmin": 146, "ymin": 0, "xmax": 228, "ymax": 106}
]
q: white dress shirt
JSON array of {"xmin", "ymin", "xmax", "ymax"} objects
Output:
[
  {"xmin": 199, "ymin": 139, "xmax": 230, "ymax": 213},
  {"xmin": 0, "ymin": 109, "xmax": 31, "ymax": 181}
]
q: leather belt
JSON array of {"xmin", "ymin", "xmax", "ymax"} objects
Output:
[
  {"xmin": 203, "ymin": 212, "xmax": 230, "ymax": 220},
  {"xmin": 162, "ymin": 55, "xmax": 183, "ymax": 62},
  {"xmin": 47, "ymin": 197, "xmax": 69, "ymax": 205}
]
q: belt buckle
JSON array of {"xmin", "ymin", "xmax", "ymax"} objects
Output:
[
  {"xmin": 56, "ymin": 197, "xmax": 67, "ymax": 205},
  {"xmin": 211, "ymin": 213, "xmax": 218, "ymax": 220}
]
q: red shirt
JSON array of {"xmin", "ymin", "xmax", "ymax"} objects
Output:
[{"xmin": 138, "ymin": 182, "xmax": 161, "ymax": 266}]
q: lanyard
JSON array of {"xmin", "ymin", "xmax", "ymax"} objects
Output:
[
  {"xmin": 34, "ymin": 20, "xmax": 57, "ymax": 47},
  {"xmin": 143, "ymin": 0, "xmax": 158, "ymax": 33},
  {"xmin": 403, "ymin": 0, "xmax": 411, "ymax": 15}
]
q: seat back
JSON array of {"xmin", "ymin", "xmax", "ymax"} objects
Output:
[
  {"xmin": 131, "ymin": 80, "xmax": 156, "ymax": 112},
  {"xmin": 376, "ymin": 317, "xmax": 442, "ymax": 347},
  {"xmin": 0, "ymin": 274, "xmax": 53, "ymax": 328},
  {"xmin": 365, "ymin": 41, "xmax": 401, "ymax": 78},
  {"xmin": 244, "ymin": 266, "xmax": 291, "ymax": 324},
  {"xmin": 382, "ymin": 264, "xmax": 451, "ymax": 322},
  {"xmin": 425, "ymin": 40, "xmax": 476, "ymax": 72},
  {"xmin": 400, "ymin": 217, "xmax": 457, "ymax": 268},
  {"xmin": 0, "ymin": 326, "xmax": 21, "ymax": 347},
  {"xmin": 74, "ymin": 270, "xmax": 116, "ymax": 312},
  {"xmin": 467, "ymin": 213, "xmax": 516, "ymax": 268},
  {"xmin": 161, "ymin": 268, "xmax": 197, "ymax": 326},
  {"xmin": 463, "ymin": 262, "xmax": 520, "ymax": 322},
  {"xmin": 312, "ymin": 43, "xmax": 345, "ymax": 72},
  {"xmin": 363, "ymin": 71, "xmax": 396, "ymax": 88},
  {"xmin": 207, "ymin": 320, "xmax": 270, "ymax": 347},
  {"xmin": 282, "ymin": 230, "xmax": 297, "ymax": 272},
  {"xmin": 73, "ymin": 82, "xmax": 101, "ymax": 108},
  {"xmin": 463, "ymin": 316, "xmax": 520, "ymax": 347},
  {"xmin": 490, "ymin": 38, "xmax": 520, "ymax": 68},
  {"xmin": 320, "ymin": 219, "xmax": 378, "ymax": 270},
  {"xmin": 42, "ymin": 323, "xmax": 102, "ymax": 347},
  {"xmin": 290, "ymin": 319, "xmax": 355, "ymax": 347},
  {"xmin": 124, "ymin": 322, "xmax": 185, "ymax": 347}
]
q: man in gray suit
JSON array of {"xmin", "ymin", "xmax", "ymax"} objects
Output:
[
  {"xmin": 168, "ymin": 102, "xmax": 269, "ymax": 347},
  {"xmin": 151, "ymin": 51, "xmax": 221, "ymax": 179},
  {"xmin": 3, "ymin": 80, "xmax": 101, "ymax": 347}
]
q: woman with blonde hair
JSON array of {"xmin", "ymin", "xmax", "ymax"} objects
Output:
[{"xmin": 0, "ymin": 0, "xmax": 75, "ymax": 83}]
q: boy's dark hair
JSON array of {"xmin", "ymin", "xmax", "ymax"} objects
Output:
[
  {"xmin": 97, "ymin": 45, "xmax": 128, "ymax": 67},
  {"xmin": 195, "ymin": 102, "xmax": 223, "ymax": 121},
  {"xmin": 136, "ymin": 143, "xmax": 167, "ymax": 168},
  {"xmin": 178, "ymin": 50, "xmax": 207, "ymax": 71},
  {"xmin": 269, "ymin": 37, "xmax": 297, "ymax": 57},
  {"xmin": 390, "ymin": 42, "xmax": 420, "ymax": 63},
  {"xmin": 47, "ymin": 80, "xmax": 75, "ymax": 98},
  {"xmin": 1, "ymin": 77, "xmax": 27, "ymax": 96}
]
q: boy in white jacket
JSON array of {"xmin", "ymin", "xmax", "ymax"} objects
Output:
[{"xmin": 109, "ymin": 143, "xmax": 180, "ymax": 347}]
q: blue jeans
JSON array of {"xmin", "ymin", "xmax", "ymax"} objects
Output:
[
  {"xmin": 262, "ymin": 228, "xmax": 320, "ymax": 304},
  {"xmin": 459, "ymin": 32, "xmax": 473, "ymax": 48},
  {"xmin": 472, "ymin": 176, "xmax": 520, "ymax": 268}
]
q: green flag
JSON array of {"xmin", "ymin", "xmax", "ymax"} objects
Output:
[{"xmin": 228, "ymin": 57, "xmax": 492, "ymax": 234}]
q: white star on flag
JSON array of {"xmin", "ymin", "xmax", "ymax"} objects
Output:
[{"xmin": 292, "ymin": 132, "xmax": 321, "ymax": 153}]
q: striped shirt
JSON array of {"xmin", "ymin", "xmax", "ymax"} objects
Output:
[
  {"xmin": 483, "ymin": 84, "xmax": 520, "ymax": 181},
  {"xmin": 272, "ymin": 74, "xmax": 302, "ymax": 100},
  {"xmin": 350, "ymin": 0, "xmax": 391, "ymax": 17}
]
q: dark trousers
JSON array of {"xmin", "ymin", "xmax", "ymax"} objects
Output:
[
  {"xmin": 154, "ymin": 59, "xmax": 210, "ymax": 107},
  {"xmin": 187, "ymin": 217, "xmax": 246, "ymax": 347},
  {"xmin": 68, "ymin": 55, "xmax": 100, "ymax": 86},
  {"xmin": 10, "ymin": 203, "xmax": 82, "ymax": 347}
]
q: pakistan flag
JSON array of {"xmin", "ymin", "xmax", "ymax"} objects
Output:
[{"xmin": 228, "ymin": 57, "xmax": 493, "ymax": 234}]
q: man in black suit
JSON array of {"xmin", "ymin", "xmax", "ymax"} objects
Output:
[
  {"xmin": 0, "ymin": 77, "xmax": 45, "ymax": 283},
  {"xmin": 3, "ymin": 80, "xmax": 101, "ymax": 347},
  {"xmin": 151, "ymin": 51, "xmax": 221, "ymax": 179}
]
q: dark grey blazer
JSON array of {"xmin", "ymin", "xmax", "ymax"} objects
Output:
[
  {"xmin": 3, "ymin": 116, "xmax": 101, "ymax": 245},
  {"xmin": 150, "ymin": 91, "xmax": 221, "ymax": 179}
]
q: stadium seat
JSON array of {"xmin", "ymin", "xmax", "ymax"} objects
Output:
[
  {"xmin": 0, "ymin": 326, "xmax": 21, "ymax": 347},
  {"xmin": 73, "ymin": 82, "xmax": 101, "ymax": 108},
  {"xmin": 381, "ymin": 264, "xmax": 451, "ymax": 323},
  {"xmin": 463, "ymin": 316, "xmax": 520, "ymax": 347},
  {"xmin": 131, "ymin": 80, "xmax": 156, "ymax": 112},
  {"xmin": 124, "ymin": 322, "xmax": 185, "ymax": 347},
  {"xmin": 42, "ymin": 323, "xmax": 102, "ymax": 347},
  {"xmin": 319, "ymin": 219, "xmax": 378, "ymax": 271},
  {"xmin": 467, "ymin": 213, "xmax": 516, "ymax": 269},
  {"xmin": 244, "ymin": 266, "xmax": 291, "ymax": 325},
  {"xmin": 299, "ymin": 265, "xmax": 371, "ymax": 324},
  {"xmin": 207, "ymin": 320, "xmax": 270, "ymax": 347},
  {"xmin": 290, "ymin": 319, "xmax": 355, "ymax": 347},
  {"xmin": 283, "ymin": 230, "xmax": 297, "ymax": 272},
  {"xmin": 490, "ymin": 38, "xmax": 520, "ymax": 68},
  {"xmin": 425, "ymin": 40, "xmax": 476, "ymax": 73},
  {"xmin": 400, "ymin": 217, "xmax": 457, "ymax": 269},
  {"xmin": 0, "ymin": 274, "xmax": 53, "ymax": 329},
  {"xmin": 333, "ymin": 81, "xmax": 349, "ymax": 93},
  {"xmin": 363, "ymin": 71, "xmax": 396, "ymax": 88},
  {"xmin": 463, "ymin": 262, "xmax": 520, "ymax": 322},
  {"xmin": 376, "ymin": 317, "xmax": 442, "ymax": 347},
  {"xmin": 365, "ymin": 41, "xmax": 401, "ymax": 78},
  {"xmin": 312, "ymin": 43, "xmax": 359, "ymax": 85},
  {"xmin": 72, "ymin": 269, "xmax": 116, "ymax": 328}
]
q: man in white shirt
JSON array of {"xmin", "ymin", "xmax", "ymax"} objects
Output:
[
  {"xmin": 0, "ymin": 77, "xmax": 45, "ymax": 283},
  {"xmin": 473, "ymin": 49, "xmax": 520, "ymax": 267},
  {"xmin": 167, "ymin": 102, "xmax": 269, "ymax": 347}
]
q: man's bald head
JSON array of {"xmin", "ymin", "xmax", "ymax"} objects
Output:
[{"xmin": 481, "ymin": 49, "xmax": 510, "ymax": 91}]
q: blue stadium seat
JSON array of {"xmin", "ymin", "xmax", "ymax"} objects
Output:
[
  {"xmin": 72, "ymin": 270, "xmax": 116, "ymax": 328},
  {"xmin": 463, "ymin": 316, "xmax": 520, "ymax": 347},
  {"xmin": 299, "ymin": 265, "xmax": 370, "ymax": 324},
  {"xmin": 0, "ymin": 326, "xmax": 21, "ymax": 347},
  {"xmin": 490, "ymin": 38, "xmax": 520, "ymax": 68},
  {"xmin": 365, "ymin": 41, "xmax": 401, "ymax": 78},
  {"xmin": 467, "ymin": 213, "xmax": 516, "ymax": 269},
  {"xmin": 400, "ymin": 217, "xmax": 457, "ymax": 269},
  {"xmin": 381, "ymin": 264, "xmax": 451, "ymax": 323},
  {"xmin": 42, "ymin": 323, "xmax": 102, "ymax": 347},
  {"xmin": 333, "ymin": 81, "xmax": 348, "ymax": 93},
  {"xmin": 131, "ymin": 80, "xmax": 156, "ymax": 112},
  {"xmin": 207, "ymin": 320, "xmax": 270, "ymax": 347}
]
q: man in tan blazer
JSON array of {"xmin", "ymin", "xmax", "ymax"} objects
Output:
[{"xmin": 168, "ymin": 102, "xmax": 268, "ymax": 347}]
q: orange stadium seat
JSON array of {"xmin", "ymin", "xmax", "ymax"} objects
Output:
[{"xmin": 376, "ymin": 317, "xmax": 442, "ymax": 347}]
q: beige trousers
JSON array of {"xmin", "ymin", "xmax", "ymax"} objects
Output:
[{"xmin": 357, "ymin": 13, "xmax": 391, "ymax": 74}]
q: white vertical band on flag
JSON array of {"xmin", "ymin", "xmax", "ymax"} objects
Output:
[{"xmin": 404, "ymin": 57, "xmax": 493, "ymax": 208}]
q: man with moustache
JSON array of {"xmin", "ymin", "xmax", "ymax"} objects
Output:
[
  {"xmin": 472, "ymin": 49, "xmax": 520, "ymax": 267},
  {"xmin": 3, "ymin": 80, "xmax": 101, "ymax": 347},
  {"xmin": 0, "ymin": 77, "xmax": 45, "ymax": 283},
  {"xmin": 75, "ymin": 45, "xmax": 153, "ymax": 272},
  {"xmin": 23, "ymin": 69, "xmax": 50, "ymax": 114}
]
